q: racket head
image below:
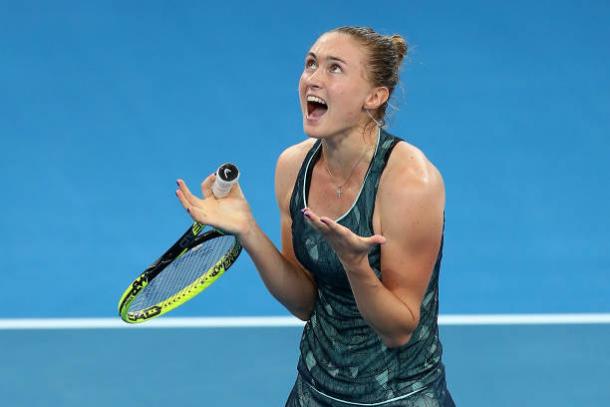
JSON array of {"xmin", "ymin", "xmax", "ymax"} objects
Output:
[{"xmin": 118, "ymin": 224, "xmax": 241, "ymax": 323}]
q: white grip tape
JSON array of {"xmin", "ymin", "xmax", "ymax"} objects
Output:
[{"xmin": 212, "ymin": 163, "xmax": 239, "ymax": 198}]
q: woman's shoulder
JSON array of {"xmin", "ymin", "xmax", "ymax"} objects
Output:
[
  {"xmin": 278, "ymin": 138, "xmax": 317, "ymax": 166},
  {"xmin": 274, "ymin": 138, "xmax": 317, "ymax": 209},
  {"xmin": 380, "ymin": 137, "xmax": 445, "ymax": 198}
]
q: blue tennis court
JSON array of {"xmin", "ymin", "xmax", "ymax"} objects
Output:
[
  {"xmin": 1, "ymin": 1, "xmax": 609, "ymax": 405},
  {"xmin": 2, "ymin": 323, "xmax": 610, "ymax": 405}
]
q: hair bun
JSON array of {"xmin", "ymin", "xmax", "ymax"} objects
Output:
[{"xmin": 389, "ymin": 34, "xmax": 408, "ymax": 62}]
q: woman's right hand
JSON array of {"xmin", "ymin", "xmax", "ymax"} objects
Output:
[{"xmin": 175, "ymin": 174, "xmax": 255, "ymax": 239}]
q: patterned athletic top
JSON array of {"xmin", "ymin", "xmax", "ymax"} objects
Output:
[{"xmin": 288, "ymin": 128, "xmax": 450, "ymax": 405}]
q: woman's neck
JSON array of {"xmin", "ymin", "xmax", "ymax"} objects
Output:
[{"xmin": 320, "ymin": 123, "xmax": 378, "ymax": 181}]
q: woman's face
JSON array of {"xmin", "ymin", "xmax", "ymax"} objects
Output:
[{"xmin": 299, "ymin": 32, "xmax": 374, "ymax": 138}]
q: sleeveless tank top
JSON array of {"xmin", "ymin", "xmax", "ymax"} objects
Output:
[{"xmin": 289, "ymin": 128, "xmax": 447, "ymax": 404}]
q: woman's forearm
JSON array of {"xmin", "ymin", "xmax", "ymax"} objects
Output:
[
  {"xmin": 344, "ymin": 261, "xmax": 418, "ymax": 348},
  {"xmin": 239, "ymin": 221, "xmax": 316, "ymax": 320}
]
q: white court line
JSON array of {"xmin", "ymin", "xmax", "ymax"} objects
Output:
[
  {"xmin": 0, "ymin": 314, "xmax": 610, "ymax": 330},
  {"xmin": 0, "ymin": 317, "xmax": 303, "ymax": 330},
  {"xmin": 439, "ymin": 313, "xmax": 610, "ymax": 325}
]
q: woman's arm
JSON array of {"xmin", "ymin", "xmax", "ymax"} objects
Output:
[
  {"xmin": 240, "ymin": 143, "xmax": 317, "ymax": 319},
  {"xmin": 176, "ymin": 141, "xmax": 317, "ymax": 320},
  {"xmin": 238, "ymin": 219, "xmax": 316, "ymax": 321},
  {"xmin": 302, "ymin": 142, "xmax": 445, "ymax": 347}
]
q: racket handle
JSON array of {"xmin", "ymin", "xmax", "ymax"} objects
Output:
[{"xmin": 212, "ymin": 163, "xmax": 239, "ymax": 198}]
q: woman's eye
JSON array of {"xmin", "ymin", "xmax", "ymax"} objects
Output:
[
  {"xmin": 305, "ymin": 59, "xmax": 317, "ymax": 70},
  {"xmin": 329, "ymin": 63, "xmax": 342, "ymax": 73}
]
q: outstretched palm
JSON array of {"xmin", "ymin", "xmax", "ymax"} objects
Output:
[
  {"xmin": 302, "ymin": 207, "xmax": 385, "ymax": 271},
  {"xmin": 176, "ymin": 175, "xmax": 253, "ymax": 238}
]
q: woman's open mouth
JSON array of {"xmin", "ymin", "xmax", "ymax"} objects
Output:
[{"xmin": 306, "ymin": 95, "xmax": 328, "ymax": 120}]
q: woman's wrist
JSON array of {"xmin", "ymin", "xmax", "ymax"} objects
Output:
[
  {"xmin": 236, "ymin": 217, "xmax": 260, "ymax": 249},
  {"xmin": 341, "ymin": 255, "xmax": 372, "ymax": 276}
]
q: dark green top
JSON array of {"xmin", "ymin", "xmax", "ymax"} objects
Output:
[{"xmin": 289, "ymin": 129, "xmax": 448, "ymax": 404}]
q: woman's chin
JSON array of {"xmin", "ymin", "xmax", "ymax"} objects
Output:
[{"xmin": 302, "ymin": 118, "xmax": 326, "ymax": 138}]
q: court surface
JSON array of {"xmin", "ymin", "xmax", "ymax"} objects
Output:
[{"xmin": 2, "ymin": 318, "xmax": 609, "ymax": 406}]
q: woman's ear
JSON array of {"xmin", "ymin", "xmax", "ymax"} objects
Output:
[{"xmin": 363, "ymin": 86, "xmax": 390, "ymax": 110}]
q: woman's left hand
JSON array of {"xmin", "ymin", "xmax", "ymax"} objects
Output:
[{"xmin": 302, "ymin": 207, "xmax": 386, "ymax": 271}]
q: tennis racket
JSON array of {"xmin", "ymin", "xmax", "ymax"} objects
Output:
[{"xmin": 118, "ymin": 163, "xmax": 242, "ymax": 324}]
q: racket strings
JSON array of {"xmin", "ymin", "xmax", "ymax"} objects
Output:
[{"xmin": 129, "ymin": 234, "xmax": 236, "ymax": 311}]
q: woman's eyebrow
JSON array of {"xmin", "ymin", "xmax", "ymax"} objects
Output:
[{"xmin": 307, "ymin": 52, "xmax": 348, "ymax": 65}]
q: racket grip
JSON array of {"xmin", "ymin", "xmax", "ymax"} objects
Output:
[{"xmin": 212, "ymin": 163, "xmax": 239, "ymax": 198}]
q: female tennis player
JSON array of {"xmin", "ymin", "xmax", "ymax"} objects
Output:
[{"xmin": 176, "ymin": 26, "xmax": 455, "ymax": 406}]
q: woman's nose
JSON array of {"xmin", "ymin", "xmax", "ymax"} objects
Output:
[{"xmin": 304, "ymin": 69, "xmax": 323, "ymax": 89}]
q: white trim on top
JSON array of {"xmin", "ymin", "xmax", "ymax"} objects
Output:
[{"xmin": 302, "ymin": 127, "xmax": 381, "ymax": 222}]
